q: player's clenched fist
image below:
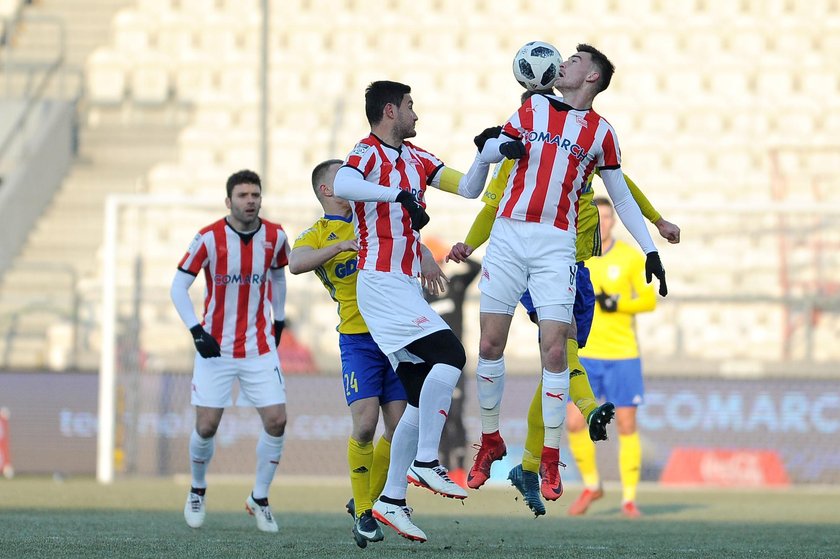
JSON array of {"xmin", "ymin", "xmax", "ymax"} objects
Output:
[{"xmin": 445, "ymin": 242, "xmax": 474, "ymax": 263}]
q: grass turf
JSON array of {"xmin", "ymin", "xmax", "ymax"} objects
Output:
[{"xmin": 1, "ymin": 478, "xmax": 838, "ymax": 559}]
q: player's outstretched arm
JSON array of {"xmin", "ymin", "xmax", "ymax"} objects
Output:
[
  {"xmin": 622, "ymin": 173, "xmax": 681, "ymax": 244},
  {"xmin": 288, "ymin": 241, "xmax": 359, "ymax": 274},
  {"xmin": 334, "ymin": 166, "xmax": 429, "ymax": 230},
  {"xmin": 599, "ymin": 168, "xmax": 668, "ymax": 296}
]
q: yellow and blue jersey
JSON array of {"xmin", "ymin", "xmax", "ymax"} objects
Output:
[
  {"xmin": 579, "ymin": 240, "xmax": 656, "ymax": 360},
  {"xmin": 293, "ymin": 215, "xmax": 368, "ymax": 334}
]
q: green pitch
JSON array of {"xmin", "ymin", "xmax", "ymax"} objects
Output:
[{"xmin": 1, "ymin": 478, "xmax": 837, "ymax": 559}]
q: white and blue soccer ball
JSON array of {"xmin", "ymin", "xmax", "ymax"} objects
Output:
[{"xmin": 512, "ymin": 41, "xmax": 563, "ymax": 92}]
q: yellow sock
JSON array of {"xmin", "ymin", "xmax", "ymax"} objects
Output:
[
  {"xmin": 522, "ymin": 381, "xmax": 544, "ymax": 474},
  {"xmin": 568, "ymin": 339, "xmax": 598, "ymax": 420},
  {"xmin": 619, "ymin": 432, "xmax": 641, "ymax": 503},
  {"xmin": 369, "ymin": 436, "xmax": 391, "ymax": 503},
  {"xmin": 568, "ymin": 427, "xmax": 599, "ymax": 488},
  {"xmin": 347, "ymin": 437, "xmax": 374, "ymax": 517}
]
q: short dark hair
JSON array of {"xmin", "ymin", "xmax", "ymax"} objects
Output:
[
  {"xmin": 226, "ymin": 169, "xmax": 261, "ymax": 198},
  {"xmin": 576, "ymin": 43, "xmax": 615, "ymax": 93},
  {"xmin": 365, "ymin": 80, "xmax": 411, "ymax": 126},
  {"xmin": 594, "ymin": 196, "xmax": 613, "ymax": 209},
  {"xmin": 310, "ymin": 159, "xmax": 343, "ymax": 193}
]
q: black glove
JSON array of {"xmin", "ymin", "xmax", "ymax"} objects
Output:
[
  {"xmin": 273, "ymin": 319, "xmax": 285, "ymax": 348},
  {"xmin": 595, "ymin": 290, "xmax": 618, "ymax": 313},
  {"xmin": 190, "ymin": 324, "xmax": 221, "ymax": 358},
  {"xmin": 645, "ymin": 251, "xmax": 668, "ymax": 296},
  {"xmin": 499, "ymin": 140, "xmax": 527, "ymax": 160},
  {"xmin": 395, "ymin": 190, "xmax": 430, "ymax": 231},
  {"xmin": 473, "ymin": 125, "xmax": 502, "ymax": 152}
]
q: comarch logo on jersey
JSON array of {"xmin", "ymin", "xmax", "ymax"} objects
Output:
[
  {"xmin": 214, "ymin": 273, "xmax": 266, "ymax": 285},
  {"xmin": 523, "ymin": 131, "xmax": 591, "ymax": 161}
]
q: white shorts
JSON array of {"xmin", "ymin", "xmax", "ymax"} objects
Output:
[
  {"xmin": 191, "ymin": 350, "xmax": 286, "ymax": 408},
  {"xmin": 356, "ymin": 269, "xmax": 450, "ymax": 357},
  {"xmin": 479, "ymin": 217, "xmax": 577, "ymax": 313}
]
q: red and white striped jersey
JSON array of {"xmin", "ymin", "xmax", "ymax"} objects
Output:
[
  {"xmin": 499, "ymin": 94, "xmax": 621, "ymax": 231},
  {"xmin": 177, "ymin": 217, "xmax": 289, "ymax": 359},
  {"xmin": 342, "ymin": 134, "xmax": 444, "ymax": 276}
]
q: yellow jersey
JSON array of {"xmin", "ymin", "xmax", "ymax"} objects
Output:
[
  {"xmin": 579, "ymin": 240, "xmax": 656, "ymax": 360},
  {"xmin": 293, "ymin": 215, "xmax": 368, "ymax": 334},
  {"xmin": 469, "ymin": 161, "xmax": 661, "ymax": 263}
]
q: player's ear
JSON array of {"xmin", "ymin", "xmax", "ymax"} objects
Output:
[
  {"xmin": 586, "ymin": 70, "xmax": 600, "ymax": 85},
  {"xmin": 225, "ymin": 197, "xmax": 232, "ymax": 209},
  {"xmin": 384, "ymin": 102, "xmax": 395, "ymax": 120}
]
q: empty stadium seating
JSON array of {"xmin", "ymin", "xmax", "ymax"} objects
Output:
[{"xmin": 2, "ymin": 0, "xmax": 838, "ymax": 370}]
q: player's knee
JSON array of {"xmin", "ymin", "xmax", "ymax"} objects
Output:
[
  {"xmin": 352, "ymin": 420, "xmax": 377, "ymax": 443},
  {"xmin": 265, "ymin": 420, "xmax": 286, "ymax": 438},
  {"xmin": 407, "ymin": 330, "xmax": 466, "ymax": 370},
  {"xmin": 196, "ymin": 424, "xmax": 217, "ymax": 439},
  {"xmin": 543, "ymin": 343, "xmax": 568, "ymax": 371},
  {"xmin": 479, "ymin": 336, "xmax": 505, "ymax": 361},
  {"xmin": 438, "ymin": 335, "xmax": 467, "ymax": 370},
  {"xmin": 263, "ymin": 412, "xmax": 287, "ymax": 437}
]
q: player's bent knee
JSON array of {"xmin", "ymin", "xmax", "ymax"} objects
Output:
[{"xmin": 406, "ymin": 330, "xmax": 466, "ymax": 370}]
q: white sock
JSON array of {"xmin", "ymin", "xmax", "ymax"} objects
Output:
[
  {"xmin": 382, "ymin": 405, "xmax": 419, "ymax": 500},
  {"xmin": 189, "ymin": 430, "xmax": 214, "ymax": 488},
  {"xmin": 541, "ymin": 368, "xmax": 570, "ymax": 449},
  {"xmin": 252, "ymin": 431, "xmax": 285, "ymax": 500},
  {"xmin": 476, "ymin": 356, "xmax": 505, "ymax": 434},
  {"xmin": 415, "ymin": 363, "xmax": 461, "ymax": 463}
]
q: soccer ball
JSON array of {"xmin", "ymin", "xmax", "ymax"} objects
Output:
[{"xmin": 512, "ymin": 41, "xmax": 563, "ymax": 92}]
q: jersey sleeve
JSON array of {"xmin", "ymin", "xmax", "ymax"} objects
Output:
[
  {"xmin": 481, "ymin": 160, "xmax": 513, "ymax": 209},
  {"xmin": 177, "ymin": 232, "xmax": 208, "ymax": 276},
  {"xmin": 343, "ymin": 140, "xmax": 378, "ymax": 178},
  {"xmin": 272, "ymin": 228, "xmax": 290, "ymax": 269},
  {"xmin": 293, "ymin": 224, "xmax": 323, "ymax": 251},
  {"xmin": 597, "ymin": 124, "xmax": 621, "ymax": 170},
  {"xmin": 410, "ymin": 143, "xmax": 445, "ymax": 185}
]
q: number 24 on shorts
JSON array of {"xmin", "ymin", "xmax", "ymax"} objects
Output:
[{"xmin": 343, "ymin": 370, "xmax": 359, "ymax": 396}]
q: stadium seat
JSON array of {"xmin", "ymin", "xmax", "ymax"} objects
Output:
[
  {"xmin": 113, "ymin": 9, "xmax": 154, "ymax": 53},
  {"xmin": 86, "ymin": 47, "xmax": 128, "ymax": 104},
  {"xmin": 130, "ymin": 52, "xmax": 171, "ymax": 105}
]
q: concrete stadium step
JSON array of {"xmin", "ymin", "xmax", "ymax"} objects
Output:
[{"xmin": 12, "ymin": 0, "xmax": 132, "ymax": 67}]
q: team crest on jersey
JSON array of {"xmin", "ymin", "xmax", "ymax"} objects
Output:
[
  {"xmin": 351, "ymin": 142, "xmax": 371, "ymax": 156},
  {"xmin": 575, "ymin": 115, "xmax": 589, "ymax": 128},
  {"xmin": 264, "ymin": 241, "xmax": 274, "ymax": 250}
]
